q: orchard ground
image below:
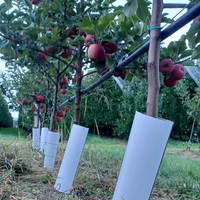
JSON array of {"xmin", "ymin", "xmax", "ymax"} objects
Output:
[{"xmin": 0, "ymin": 128, "xmax": 200, "ymax": 200}]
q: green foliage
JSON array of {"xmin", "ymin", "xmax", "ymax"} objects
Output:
[
  {"xmin": 0, "ymin": 93, "xmax": 13, "ymax": 127},
  {"xmin": 18, "ymin": 108, "xmax": 34, "ymax": 132},
  {"xmin": 80, "ymin": 74, "xmax": 123, "ymax": 137},
  {"xmin": 81, "ymin": 72, "xmax": 196, "ymax": 140},
  {"xmin": 0, "ymin": 127, "xmax": 27, "ymax": 140},
  {"xmin": 80, "ymin": 74, "xmax": 147, "ymax": 139},
  {"xmin": 159, "ymin": 86, "xmax": 192, "ymax": 140}
]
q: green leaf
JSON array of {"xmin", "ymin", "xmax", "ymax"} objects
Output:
[
  {"xmin": 187, "ymin": 21, "xmax": 200, "ymax": 36},
  {"xmin": 0, "ymin": 41, "xmax": 10, "ymax": 49},
  {"xmin": 96, "ymin": 11, "xmax": 120, "ymax": 32},
  {"xmin": 77, "ymin": 18, "xmax": 92, "ymax": 28},
  {"xmin": 82, "ymin": 27, "xmax": 96, "ymax": 35},
  {"xmin": 106, "ymin": 56, "xmax": 114, "ymax": 67},
  {"xmin": 0, "ymin": 25, "xmax": 7, "ymax": 34},
  {"xmin": 161, "ymin": 47, "xmax": 169, "ymax": 58},
  {"xmin": 54, "ymin": 0, "xmax": 62, "ymax": 9},
  {"xmin": 24, "ymin": 0, "xmax": 32, "ymax": 10},
  {"xmin": 49, "ymin": 36, "xmax": 62, "ymax": 45},
  {"xmin": 126, "ymin": 73, "xmax": 133, "ymax": 82},
  {"xmin": 94, "ymin": 59, "xmax": 106, "ymax": 73},
  {"xmin": 25, "ymin": 27, "xmax": 41, "ymax": 41},
  {"xmin": 181, "ymin": 60, "xmax": 194, "ymax": 66},
  {"xmin": 192, "ymin": 44, "xmax": 200, "ymax": 59},
  {"xmin": 4, "ymin": 0, "xmax": 12, "ymax": 7},
  {"xmin": 124, "ymin": 0, "xmax": 138, "ymax": 18},
  {"xmin": 52, "ymin": 27, "xmax": 59, "ymax": 36},
  {"xmin": 161, "ymin": 13, "xmax": 174, "ymax": 23},
  {"xmin": 37, "ymin": 36, "xmax": 49, "ymax": 43},
  {"xmin": 21, "ymin": 22, "xmax": 35, "ymax": 30},
  {"xmin": 179, "ymin": 50, "xmax": 192, "ymax": 59},
  {"xmin": 188, "ymin": 37, "xmax": 196, "ymax": 50},
  {"xmin": 137, "ymin": 0, "xmax": 148, "ymax": 21}
]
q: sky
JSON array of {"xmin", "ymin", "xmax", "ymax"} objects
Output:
[{"xmin": 0, "ymin": 0, "xmax": 191, "ymax": 118}]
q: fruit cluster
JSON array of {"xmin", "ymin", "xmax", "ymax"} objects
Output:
[
  {"xmin": 85, "ymin": 34, "xmax": 126, "ymax": 79},
  {"xmin": 55, "ymin": 106, "xmax": 70, "ymax": 122},
  {"xmin": 159, "ymin": 59, "xmax": 186, "ymax": 87},
  {"xmin": 19, "ymin": 75, "xmax": 69, "ymax": 116}
]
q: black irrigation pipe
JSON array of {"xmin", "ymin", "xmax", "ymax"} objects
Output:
[{"xmin": 58, "ymin": 1, "xmax": 200, "ymax": 109}]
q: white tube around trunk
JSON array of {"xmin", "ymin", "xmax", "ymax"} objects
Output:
[
  {"xmin": 39, "ymin": 127, "xmax": 48, "ymax": 158},
  {"xmin": 32, "ymin": 128, "xmax": 40, "ymax": 149},
  {"xmin": 44, "ymin": 130, "xmax": 60, "ymax": 169},
  {"xmin": 112, "ymin": 111, "xmax": 173, "ymax": 200},
  {"xmin": 54, "ymin": 124, "xmax": 89, "ymax": 193}
]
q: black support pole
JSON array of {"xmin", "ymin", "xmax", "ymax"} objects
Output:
[{"xmin": 58, "ymin": 1, "xmax": 200, "ymax": 109}]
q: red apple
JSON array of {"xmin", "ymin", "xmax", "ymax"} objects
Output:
[
  {"xmin": 22, "ymin": 98, "xmax": 28, "ymax": 104},
  {"xmin": 65, "ymin": 106, "xmax": 70, "ymax": 112},
  {"xmin": 68, "ymin": 37, "xmax": 73, "ymax": 42},
  {"xmin": 88, "ymin": 44, "xmax": 105, "ymax": 62},
  {"xmin": 41, "ymin": 109, "xmax": 46, "ymax": 113},
  {"xmin": 48, "ymin": 13, "xmax": 54, "ymax": 19},
  {"xmin": 61, "ymin": 48, "xmax": 72, "ymax": 59},
  {"xmin": 30, "ymin": 0, "xmax": 39, "ymax": 4},
  {"xmin": 38, "ymin": 79, "xmax": 43, "ymax": 83},
  {"xmin": 37, "ymin": 52, "xmax": 47, "ymax": 61},
  {"xmin": 85, "ymin": 34, "xmax": 93, "ymax": 47},
  {"xmin": 22, "ymin": 35, "xmax": 27, "ymax": 40},
  {"xmin": 159, "ymin": 59, "xmax": 174, "ymax": 74},
  {"xmin": 60, "ymin": 88, "xmax": 68, "ymax": 94},
  {"xmin": 42, "ymin": 46, "xmax": 55, "ymax": 54},
  {"xmin": 106, "ymin": 54, "xmax": 112, "ymax": 57},
  {"xmin": 120, "ymin": 73, "xmax": 126, "ymax": 80},
  {"xmin": 60, "ymin": 77, "xmax": 68, "ymax": 85},
  {"xmin": 50, "ymin": 3, "xmax": 53, "ymax": 7},
  {"xmin": 170, "ymin": 64, "xmax": 186, "ymax": 81},
  {"xmin": 163, "ymin": 77, "xmax": 178, "ymax": 87},
  {"xmin": 36, "ymin": 95, "xmax": 45, "ymax": 102},
  {"xmin": 57, "ymin": 110, "xmax": 65, "ymax": 117},
  {"xmin": 103, "ymin": 42, "xmax": 118, "ymax": 54},
  {"xmin": 55, "ymin": 116, "xmax": 61, "ymax": 122},
  {"xmin": 30, "ymin": 107, "xmax": 36, "ymax": 112},
  {"xmin": 80, "ymin": 31, "xmax": 86, "ymax": 37},
  {"xmin": 193, "ymin": 15, "xmax": 200, "ymax": 22},
  {"xmin": 66, "ymin": 26, "xmax": 78, "ymax": 37},
  {"xmin": 99, "ymin": 66, "xmax": 109, "ymax": 75},
  {"xmin": 39, "ymin": 103, "xmax": 45, "ymax": 109},
  {"xmin": 114, "ymin": 72, "xmax": 120, "ymax": 77}
]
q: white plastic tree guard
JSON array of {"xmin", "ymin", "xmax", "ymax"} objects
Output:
[
  {"xmin": 43, "ymin": 130, "xmax": 60, "ymax": 169},
  {"xmin": 39, "ymin": 127, "xmax": 48, "ymax": 158},
  {"xmin": 112, "ymin": 111, "xmax": 173, "ymax": 200},
  {"xmin": 54, "ymin": 124, "xmax": 89, "ymax": 193},
  {"xmin": 32, "ymin": 128, "xmax": 40, "ymax": 149}
]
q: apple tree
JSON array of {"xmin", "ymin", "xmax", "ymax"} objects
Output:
[
  {"xmin": 1, "ymin": 0, "xmax": 199, "ymax": 132},
  {"xmin": 0, "ymin": 0, "xmax": 152, "ymax": 130}
]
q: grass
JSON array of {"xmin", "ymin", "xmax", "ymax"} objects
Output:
[
  {"xmin": 0, "ymin": 132, "xmax": 199, "ymax": 200},
  {"xmin": 0, "ymin": 127, "xmax": 28, "ymax": 141}
]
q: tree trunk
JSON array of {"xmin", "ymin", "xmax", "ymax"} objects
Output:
[
  {"xmin": 50, "ymin": 61, "xmax": 60, "ymax": 131},
  {"xmin": 73, "ymin": 0, "xmax": 84, "ymax": 125},
  {"xmin": 146, "ymin": 0, "xmax": 163, "ymax": 118}
]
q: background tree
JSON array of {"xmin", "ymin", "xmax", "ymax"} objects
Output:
[{"xmin": 0, "ymin": 93, "xmax": 13, "ymax": 127}]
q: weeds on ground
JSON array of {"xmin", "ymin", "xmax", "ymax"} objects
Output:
[{"xmin": 0, "ymin": 137, "xmax": 199, "ymax": 200}]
